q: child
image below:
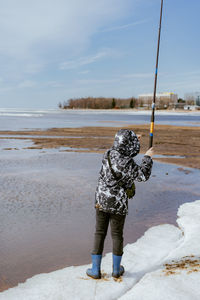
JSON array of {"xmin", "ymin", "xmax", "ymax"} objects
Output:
[{"xmin": 86, "ymin": 129, "xmax": 153, "ymax": 279}]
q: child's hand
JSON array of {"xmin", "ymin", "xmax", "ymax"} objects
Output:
[{"xmin": 145, "ymin": 147, "xmax": 154, "ymax": 157}]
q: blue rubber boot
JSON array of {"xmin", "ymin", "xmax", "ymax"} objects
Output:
[
  {"xmin": 86, "ymin": 254, "xmax": 102, "ymax": 279},
  {"xmin": 112, "ymin": 254, "xmax": 125, "ymax": 278}
]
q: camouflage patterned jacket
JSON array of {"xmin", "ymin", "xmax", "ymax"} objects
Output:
[{"xmin": 95, "ymin": 129, "xmax": 153, "ymax": 215}]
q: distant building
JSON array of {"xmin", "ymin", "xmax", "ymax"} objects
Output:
[
  {"xmin": 195, "ymin": 93, "xmax": 200, "ymax": 106},
  {"xmin": 138, "ymin": 92, "xmax": 178, "ymax": 109},
  {"xmin": 184, "ymin": 105, "xmax": 197, "ymax": 111},
  {"xmin": 184, "ymin": 92, "xmax": 200, "ymax": 110}
]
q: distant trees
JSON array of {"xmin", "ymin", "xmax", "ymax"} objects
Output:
[
  {"xmin": 177, "ymin": 98, "xmax": 185, "ymax": 103},
  {"xmin": 184, "ymin": 94, "xmax": 195, "ymax": 105},
  {"xmin": 58, "ymin": 97, "xmax": 138, "ymax": 109},
  {"xmin": 59, "ymin": 95, "xmax": 192, "ymax": 110},
  {"xmin": 112, "ymin": 98, "xmax": 116, "ymax": 109},
  {"xmin": 130, "ymin": 98, "xmax": 136, "ymax": 108},
  {"xmin": 57, "ymin": 93, "xmax": 200, "ymax": 110},
  {"xmin": 58, "ymin": 101, "xmax": 70, "ymax": 109},
  {"xmin": 186, "ymin": 99, "xmax": 195, "ymax": 105}
]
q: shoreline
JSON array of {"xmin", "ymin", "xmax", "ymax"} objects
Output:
[
  {"xmin": 58, "ymin": 108, "xmax": 200, "ymax": 113},
  {"xmin": 0, "ymin": 124, "xmax": 199, "ymax": 169}
]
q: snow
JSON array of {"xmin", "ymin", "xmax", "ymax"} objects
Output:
[{"xmin": 1, "ymin": 200, "xmax": 200, "ymax": 300}]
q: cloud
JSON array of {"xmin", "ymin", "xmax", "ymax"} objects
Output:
[
  {"xmin": 0, "ymin": 0, "xmax": 132, "ymax": 59},
  {"xmin": 78, "ymin": 70, "xmax": 90, "ymax": 75},
  {"xmin": 122, "ymin": 73, "xmax": 153, "ymax": 79},
  {"xmin": 179, "ymin": 70, "xmax": 200, "ymax": 76},
  {"xmin": 59, "ymin": 50, "xmax": 112, "ymax": 70},
  {"xmin": 100, "ymin": 19, "xmax": 150, "ymax": 33},
  {"xmin": 159, "ymin": 70, "xmax": 200, "ymax": 89},
  {"xmin": 161, "ymin": 70, "xmax": 200, "ymax": 79},
  {"xmin": 24, "ymin": 63, "xmax": 45, "ymax": 74},
  {"xmin": 45, "ymin": 81, "xmax": 66, "ymax": 88},
  {"xmin": 77, "ymin": 78, "xmax": 120, "ymax": 85},
  {"xmin": 18, "ymin": 80, "xmax": 36, "ymax": 88},
  {"xmin": 0, "ymin": 86, "xmax": 14, "ymax": 93}
]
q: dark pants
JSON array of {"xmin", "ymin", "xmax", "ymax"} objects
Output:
[{"xmin": 92, "ymin": 209, "xmax": 126, "ymax": 256}]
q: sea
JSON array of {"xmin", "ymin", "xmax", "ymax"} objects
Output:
[{"xmin": 0, "ymin": 108, "xmax": 200, "ymax": 130}]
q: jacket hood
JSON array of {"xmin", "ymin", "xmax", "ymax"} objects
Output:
[{"xmin": 112, "ymin": 129, "xmax": 140, "ymax": 157}]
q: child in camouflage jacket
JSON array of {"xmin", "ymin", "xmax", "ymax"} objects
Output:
[{"xmin": 86, "ymin": 129, "xmax": 153, "ymax": 279}]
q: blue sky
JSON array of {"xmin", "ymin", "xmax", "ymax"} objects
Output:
[{"xmin": 0, "ymin": 0, "xmax": 200, "ymax": 108}]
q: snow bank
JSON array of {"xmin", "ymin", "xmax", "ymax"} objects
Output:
[
  {"xmin": 1, "ymin": 200, "xmax": 200, "ymax": 300},
  {"xmin": 120, "ymin": 200, "xmax": 200, "ymax": 300}
]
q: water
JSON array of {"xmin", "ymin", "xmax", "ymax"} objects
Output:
[
  {"xmin": 0, "ymin": 149, "xmax": 199, "ymax": 290},
  {"xmin": 0, "ymin": 108, "xmax": 200, "ymax": 130}
]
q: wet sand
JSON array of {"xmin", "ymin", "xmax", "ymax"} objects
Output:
[{"xmin": 0, "ymin": 124, "xmax": 199, "ymax": 169}]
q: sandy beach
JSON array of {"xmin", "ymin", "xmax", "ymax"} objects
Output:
[{"xmin": 0, "ymin": 124, "xmax": 199, "ymax": 169}]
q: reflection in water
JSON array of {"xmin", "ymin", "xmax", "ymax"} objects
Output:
[{"xmin": 0, "ymin": 149, "xmax": 199, "ymax": 291}]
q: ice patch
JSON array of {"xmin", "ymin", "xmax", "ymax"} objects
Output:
[{"xmin": 0, "ymin": 113, "xmax": 43, "ymax": 117}]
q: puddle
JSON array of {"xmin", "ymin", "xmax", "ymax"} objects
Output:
[
  {"xmin": 154, "ymin": 154, "xmax": 186, "ymax": 159},
  {"xmin": 0, "ymin": 139, "xmax": 90, "ymax": 154},
  {"xmin": 0, "ymin": 135, "xmax": 111, "ymax": 139},
  {"xmin": 0, "ymin": 139, "xmax": 34, "ymax": 151},
  {"xmin": 177, "ymin": 167, "xmax": 193, "ymax": 174}
]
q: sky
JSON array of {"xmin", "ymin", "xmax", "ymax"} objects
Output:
[{"xmin": 0, "ymin": 0, "xmax": 200, "ymax": 108}]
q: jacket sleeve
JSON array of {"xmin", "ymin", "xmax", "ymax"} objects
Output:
[
  {"xmin": 133, "ymin": 155, "xmax": 153, "ymax": 182},
  {"xmin": 109, "ymin": 151, "xmax": 153, "ymax": 185}
]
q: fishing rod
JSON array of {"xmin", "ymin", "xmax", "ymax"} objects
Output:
[{"xmin": 149, "ymin": 0, "xmax": 164, "ymax": 148}]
